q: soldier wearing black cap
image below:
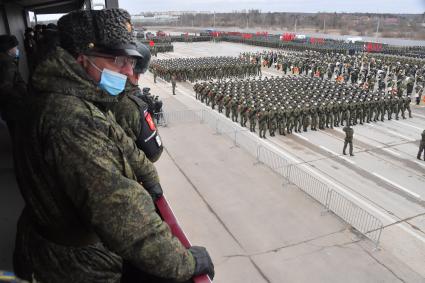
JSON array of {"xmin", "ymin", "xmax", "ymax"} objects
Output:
[
  {"xmin": 12, "ymin": 8, "xmax": 213, "ymax": 283},
  {"xmin": 112, "ymin": 42, "xmax": 164, "ymax": 163},
  {"xmin": 0, "ymin": 34, "xmax": 26, "ymax": 133}
]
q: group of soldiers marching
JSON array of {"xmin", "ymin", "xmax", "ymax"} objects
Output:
[
  {"xmin": 240, "ymin": 50, "xmax": 425, "ymax": 103},
  {"xmin": 149, "ymin": 56, "xmax": 260, "ymax": 83},
  {"xmin": 194, "ymin": 76, "xmax": 413, "ymax": 138}
]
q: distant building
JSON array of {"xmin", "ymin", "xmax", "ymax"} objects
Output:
[
  {"xmin": 132, "ymin": 14, "xmax": 179, "ymax": 24},
  {"xmin": 383, "ymin": 18, "xmax": 400, "ymax": 25}
]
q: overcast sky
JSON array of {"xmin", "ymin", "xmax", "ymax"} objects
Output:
[{"xmin": 118, "ymin": 0, "xmax": 425, "ymax": 14}]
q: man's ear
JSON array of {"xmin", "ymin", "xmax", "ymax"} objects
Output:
[{"xmin": 76, "ymin": 54, "xmax": 88, "ymax": 68}]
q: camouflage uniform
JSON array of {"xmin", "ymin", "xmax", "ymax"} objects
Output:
[
  {"xmin": 258, "ymin": 109, "xmax": 268, "ymax": 138},
  {"xmin": 343, "ymin": 126, "xmax": 354, "ymax": 156},
  {"xmin": 248, "ymin": 105, "xmax": 257, "ymax": 132},
  {"xmin": 112, "ymin": 85, "xmax": 163, "ymax": 163},
  {"xmin": 0, "ymin": 40, "xmax": 27, "ymax": 127},
  {"xmin": 418, "ymin": 130, "xmax": 425, "ymax": 160},
  {"xmin": 171, "ymin": 75, "xmax": 177, "ymax": 95},
  {"xmin": 12, "ymin": 9, "xmax": 213, "ymax": 283}
]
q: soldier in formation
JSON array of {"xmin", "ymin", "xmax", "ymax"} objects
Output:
[
  {"xmin": 149, "ymin": 56, "xmax": 259, "ymax": 83},
  {"xmin": 11, "ymin": 8, "xmax": 214, "ymax": 282},
  {"xmin": 194, "ymin": 75, "xmax": 414, "ymax": 139}
]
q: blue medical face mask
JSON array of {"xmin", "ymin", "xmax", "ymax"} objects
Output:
[
  {"xmin": 88, "ymin": 58, "xmax": 127, "ymax": 96},
  {"xmin": 15, "ymin": 49, "xmax": 19, "ymax": 58}
]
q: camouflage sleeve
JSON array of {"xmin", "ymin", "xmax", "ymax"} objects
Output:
[
  {"xmin": 111, "ymin": 100, "xmax": 139, "ymax": 141},
  {"xmin": 106, "ymin": 110, "xmax": 159, "ymax": 189},
  {"xmin": 47, "ymin": 112, "xmax": 195, "ymax": 281},
  {"xmin": 0, "ymin": 60, "xmax": 16, "ymax": 88}
]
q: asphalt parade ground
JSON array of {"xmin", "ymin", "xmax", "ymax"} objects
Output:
[
  {"xmin": 1, "ymin": 41, "xmax": 424, "ymax": 282},
  {"xmin": 141, "ymin": 41, "xmax": 425, "ymax": 282}
]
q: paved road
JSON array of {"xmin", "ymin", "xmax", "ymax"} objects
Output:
[{"xmin": 143, "ymin": 41, "xmax": 425, "ymax": 278}]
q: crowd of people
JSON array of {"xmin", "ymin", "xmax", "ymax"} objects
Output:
[
  {"xmin": 149, "ymin": 56, "xmax": 261, "ymax": 83},
  {"xmin": 0, "ymin": 8, "xmax": 214, "ymax": 283},
  {"xmin": 240, "ymin": 50, "xmax": 424, "ymax": 104},
  {"xmin": 23, "ymin": 23, "xmax": 60, "ymax": 74},
  {"xmin": 194, "ymin": 76, "xmax": 413, "ymax": 138}
]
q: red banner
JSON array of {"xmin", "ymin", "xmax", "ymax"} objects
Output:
[{"xmin": 281, "ymin": 33, "xmax": 295, "ymax": 41}]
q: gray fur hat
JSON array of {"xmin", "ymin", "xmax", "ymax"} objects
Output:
[{"xmin": 58, "ymin": 8, "xmax": 141, "ymax": 58}]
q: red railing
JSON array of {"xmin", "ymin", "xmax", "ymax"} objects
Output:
[{"xmin": 156, "ymin": 196, "xmax": 212, "ymax": 283}]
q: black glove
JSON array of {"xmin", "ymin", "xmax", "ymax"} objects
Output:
[
  {"xmin": 189, "ymin": 246, "xmax": 215, "ymax": 280},
  {"xmin": 146, "ymin": 183, "xmax": 163, "ymax": 201}
]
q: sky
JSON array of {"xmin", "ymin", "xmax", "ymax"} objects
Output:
[
  {"xmin": 118, "ymin": 0, "xmax": 425, "ymax": 14},
  {"xmin": 34, "ymin": 0, "xmax": 425, "ymax": 21}
]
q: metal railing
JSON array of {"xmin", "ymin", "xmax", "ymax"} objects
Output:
[{"xmin": 159, "ymin": 108, "xmax": 384, "ymax": 247}]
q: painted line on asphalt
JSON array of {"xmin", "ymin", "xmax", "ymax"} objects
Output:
[
  {"xmin": 293, "ymin": 133, "xmax": 309, "ymax": 141},
  {"xmin": 386, "ymin": 130, "xmax": 416, "ymax": 142},
  {"xmin": 319, "ymin": 145, "xmax": 356, "ymax": 165},
  {"xmin": 382, "ymin": 148, "xmax": 402, "ymax": 157},
  {"xmin": 414, "ymin": 160, "xmax": 425, "ymax": 168},
  {"xmin": 372, "ymin": 172, "xmax": 421, "ymax": 200},
  {"xmin": 364, "ymin": 122, "xmax": 417, "ymax": 141},
  {"xmin": 413, "ymin": 113, "xmax": 425, "ymax": 119},
  {"xmin": 392, "ymin": 120, "xmax": 423, "ymax": 131}
]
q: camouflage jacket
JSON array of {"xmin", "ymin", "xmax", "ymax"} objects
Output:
[
  {"xmin": 0, "ymin": 53, "xmax": 27, "ymax": 120},
  {"xmin": 13, "ymin": 47, "xmax": 195, "ymax": 283}
]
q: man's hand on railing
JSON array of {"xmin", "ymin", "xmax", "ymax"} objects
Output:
[{"xmin": 189, "ymin": 246, "xmax": 215, "ymax": 280}]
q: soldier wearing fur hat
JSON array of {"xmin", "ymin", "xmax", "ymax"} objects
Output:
[{"xmin": 12, "ymin": 9, "xmax": 213, "ymax": 283}]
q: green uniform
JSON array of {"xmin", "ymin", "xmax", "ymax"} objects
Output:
[
  {"xmin": 343, "ymin": 125, "xmax": 354, "ymax": 156},
  {"xmin": 248, "ymin": 106, "xmax": 257, "ymax": 132},
  {"xmin": 111, "ymin": 85, "xmax": 163, "ymax": 163},
  {"xmin": 258, "ymin": 109, "xmax": 268, "ymax": 138},
  {"xmin": 0, "ymin": 52, "xmax": 26, "ymax": 124},
  {"xmin": 418, "ymin": 130, "xmax": 425, "ymax": 160},
  {"xmin": 13, "ymin": 47, "xmax": 195, "ymax": 283},
  {"xmin": 171, "ymin": 76, "xmax": 177, "ymax": 95}
]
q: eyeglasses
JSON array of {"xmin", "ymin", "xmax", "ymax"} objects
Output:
[{"xmin": 92, "ymin": 54, "xmax": 137, "ymax": 69}]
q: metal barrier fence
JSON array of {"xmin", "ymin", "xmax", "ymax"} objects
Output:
[{"xmin": 160, "ymin": 108, "xmax": 384, "ymax": 246}]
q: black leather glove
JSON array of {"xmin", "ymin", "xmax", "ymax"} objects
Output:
[
  {"xmin": 189, "ymin": 246, "xmax": 215, "ymax": 280},
  {"xmin": 146, "ymin": 183, "xmax": 163, "ymax": 201}
]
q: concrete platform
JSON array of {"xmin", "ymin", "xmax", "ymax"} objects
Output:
[{"xmin": 155, "ymin": 115, "xmax": 424, "ymax": 282}]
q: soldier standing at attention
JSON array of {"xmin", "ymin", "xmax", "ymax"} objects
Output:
[
  {"xmin": 153, "ymin": 67, "xmax": 157, "ymax": 83},
  {"xmin": 12, "ymin": 9, "xmax": 214, "ymax": 283},
  {"xmin": 343, "ymin": 125, "xmax": 355, "ymax": 156},
  {"xmin": 171, "ymin": 74, "xmax": 177, "ymax": 95},
  {"xmin": 112, "ymin": 43, "xmax": 164, "ymax": 163},
  {"xmin": 418, "ymin": 130, "xmax": 425, "ymax": 161}
]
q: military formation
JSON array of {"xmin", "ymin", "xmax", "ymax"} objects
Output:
[
  {"xmin": 149, "ymin": 56, "xmax": 260, "ymax": 82},
  {"xmin": 194, "ymin": 76, "xmax": 414, "ymax": 138},
  {"xmin": 240, "ymin": 50, "xmax": 425, "ymax": 102},
  {"xmin": 138, "ymin": 40, "xmax": 174, "ymax": 55},
  {"xmin": 222, "ymin": 34, "xmax": 425, "ymax": 59}
]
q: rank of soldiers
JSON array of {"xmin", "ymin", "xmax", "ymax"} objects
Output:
[
  {"xmin": 221, "ymin": 34, "xmax": 425, "ymax": 59},
  {"xmin": 138, "ymin": 41, "xmax": 174, "ymax": 55},
  {"xmin": 149, "ymin": 56, "xmax": 261, "ymax": 82},
  {"xmin": 194, "ymin": 75, "xmax": 414, "ymax": 138},
  {"xmin": 240, "ymin": 50, "xmax": 424, "ymax": 102}
]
